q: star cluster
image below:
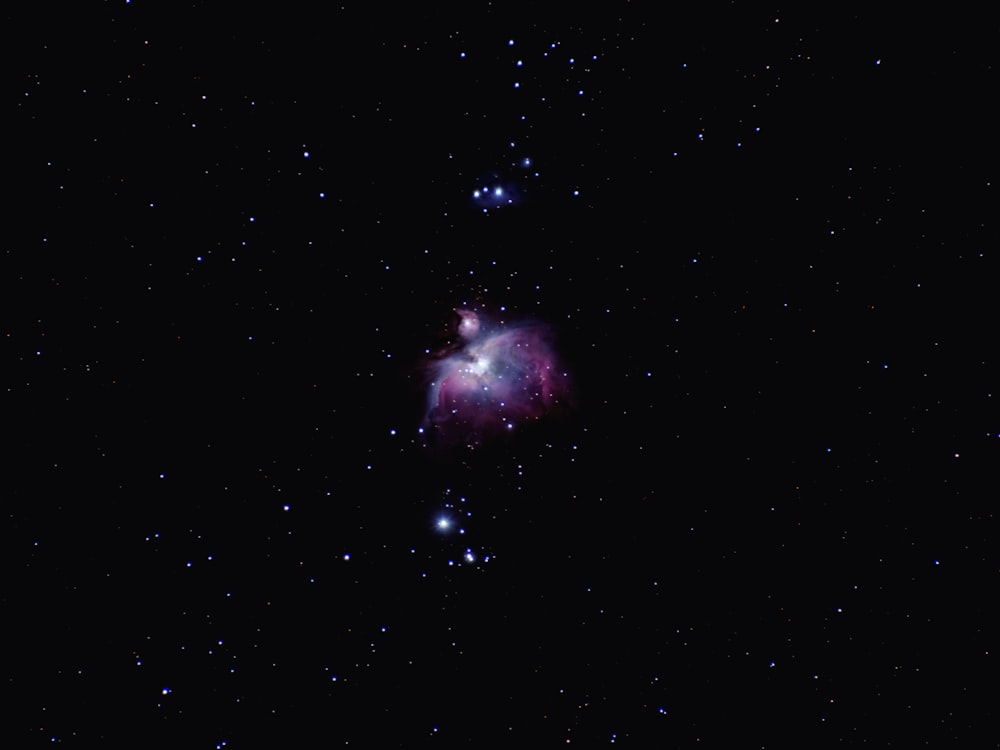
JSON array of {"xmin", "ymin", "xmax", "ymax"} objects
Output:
[{"xmin": 469, "ymin": 156, "xmax": 539, "ymax": 211}]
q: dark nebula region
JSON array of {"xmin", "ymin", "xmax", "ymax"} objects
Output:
[{"xmin": 422, "ymin": 309, "xmax": 571, "ymax": 447}]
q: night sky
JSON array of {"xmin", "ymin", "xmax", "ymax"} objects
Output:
[{"xmin": 6, "ymin": 4, "xmax": 998, "ymax": 747}]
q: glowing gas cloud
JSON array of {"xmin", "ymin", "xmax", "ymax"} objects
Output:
[{"xmin": 421, "ymin": 308, "xmax": 571, "ymax": 447}]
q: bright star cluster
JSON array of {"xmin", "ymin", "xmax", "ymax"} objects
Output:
[
  {"xmin": 431, "ymin": 491, "xmax": 491, "ymax": 569},
  {"xmin": 469, "ymin": 156, "xmax": 539, "ymax": 211}
]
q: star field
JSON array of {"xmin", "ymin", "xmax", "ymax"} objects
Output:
[{"xmin": 5, "ymin": 4, "xmax": 999, "ymax": 748}]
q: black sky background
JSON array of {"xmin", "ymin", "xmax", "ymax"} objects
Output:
[{"xmin": 5, "ymin": 4, "xmax": 999, "ymax": 747}]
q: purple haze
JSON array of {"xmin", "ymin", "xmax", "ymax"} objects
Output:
[{"xmin": 422, "ymin": 309, "xmax": 571, "ymax": 447}]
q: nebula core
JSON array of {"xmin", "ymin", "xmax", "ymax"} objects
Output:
[{"xmin": 422, "ymin": 309, "xmax": 570, "ymax": 447}]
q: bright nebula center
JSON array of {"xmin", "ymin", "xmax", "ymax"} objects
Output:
[
  {"xmin": 465, "ymin": 355, "xmax": 492, "ymax": 378},
  {"xmin": 422, "ymin": 309, "xmax": 570, "ymax": 446}
]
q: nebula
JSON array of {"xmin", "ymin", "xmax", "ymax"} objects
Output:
[{"xmin": 422, "ymin": 309, "xmax": 570, "ymax": 447}]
